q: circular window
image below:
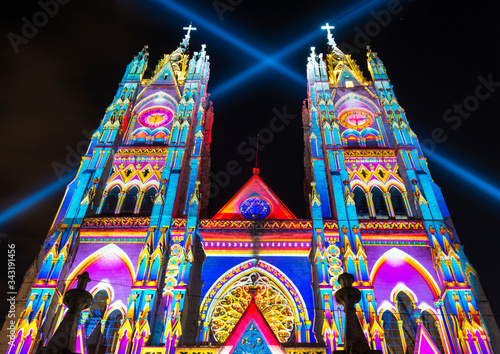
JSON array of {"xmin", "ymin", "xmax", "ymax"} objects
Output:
[
  {"xmin": 239, "ymin": 197, "xmax": 271, "ymax": 220},
  {"xmin": 339, "ymin": 109, "xmax": 374, "ymax": 130},
  {"xmin": 138, "ymin": 107, "xmax": 173, "ymax": 128}
]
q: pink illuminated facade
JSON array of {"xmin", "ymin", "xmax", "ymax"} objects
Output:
[{"xmin": 2, "ymin": 28, "xmax": 499, "ymax": 354}]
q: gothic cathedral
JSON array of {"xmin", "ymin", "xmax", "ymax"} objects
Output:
[{"xmin": 3, "ymin": 27, "xmax": 499, "ymax": 354}]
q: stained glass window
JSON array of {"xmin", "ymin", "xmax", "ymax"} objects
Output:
[
  {"xmin": 85, "ymin": 290, "xmax": 109, "ymax": 352},
  {"xmin": 102, "ymin": 310, "xmax": 123, "ymax": 354},
  {"xmin": 210, "ymin": 272, "xmax": 293, "ymax": 343},
  {"xmin": 353, "ymin": 187, "xmax": 370, "ymax": 218},
  {"xmin": 102, "ymin": 186, "xmax": 120, "ymax": 214},
  {"xmin": 372, "ymin": 187, "xmax": 389, "ymax": 218},
  {"xmin": 233, "ymin": 322, "xmax": 272, "ymax": 354},
  {"xmin": 382, "ymin": 310, "xmax": 404, "ymax": 354},
  {"xmin": 240, "ymin": 197, "xmax": 271, "ymax": 220},
  {"xmin": 140, "ymin": 187, "xmax": 157, "ymax": 214},
  {"xmin": 397, "ymin": 292, "xmax": 417, "ymax": 354},
  {"xmin": 421, "ymin": 311, "xmax": 444, "ymax": 353},
  {"xmin": 121, "ymin": 187, "xmax": 139, "ymax": 214},
  {"xmin": 390, "ymin": 187, "xmax": 407, "ymax": 218}
]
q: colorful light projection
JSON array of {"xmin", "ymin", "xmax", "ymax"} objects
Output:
[
  {"xmin": 218, "ymin": 298, "xmax": 288, "ymax": 354},
  {"xmin": 200, "ymin": 259, "xmax": 311, "ymax": 344},
  {"xmin": 212, "ymin": 172, "xmax": 296, "ymax": 220},
  {"xmin": 339, "ymin": 109, "xmax": 374, "ymax": 130},
  {"xmin": 138, "ymin": 107, "xmax": 174, "ymax": 128},
  {"xmin": 210, "ymin": 272, "xmax": 294, "ymax": 344},
  {"xmin": 239, "ymin": 197, "xmax": 271, "ymax": 220},
  {"xmin": 335, "ymin": 94, "xmax": 379, "ymax": 130}
]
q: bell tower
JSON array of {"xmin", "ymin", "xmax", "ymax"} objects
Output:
[
  {"xmin": 302, "ymin": 25, "xmax": 498, "ymax": 354},
  {"xmin": 4, "ymin": 27, "xmax": 213, "ymax": 354}
]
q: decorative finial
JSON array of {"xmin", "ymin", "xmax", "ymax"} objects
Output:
[
  {"xmin": 76, "ymin": 271, "xmax": 91, "ymax": 290},
  {"xmin": 321, "ymin": 22, "xmax": 336, "ymax": 47}
]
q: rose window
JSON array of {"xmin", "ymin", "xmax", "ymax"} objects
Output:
[{"xmin": 239, "ymin": 197, "xmax": 271, "ymax": 220}]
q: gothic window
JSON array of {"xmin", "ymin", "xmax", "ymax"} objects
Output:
[
  {"xmin": 396, "ymin": 292, "xmax": 417, "ymax": 354},
  {"xmin": 210, "ymin": 272, "xmax": 294, "ymax": 343},
  {"xmin": 365, "ymin": 138, "xmax": 378, "ymax": 148},
  {"xmin": 353, "ymin": 187, "xmax": 370, "ymax": 218},
  {"xmin": 347, "ymin": 139, "xmax": 359, "ymax": 148},
  {"xmin": 85, "ymin": 290, "xmax": 109, "ymax": 353},
  {"xmin": 102, "ymin": 186, "xmax": 120, "ymax": 214},
  {"xmin": 390, "ymin": 187, "xmax": 408, "ymax": 218},
  {"xmin": 371, "ymin": 187, "xmax": 389, "ymax": 219},
  {"xmin": 382, "ymin": 311, "xmax": 404, "ymax": 354},
  {"xmin": 121, "ymin": 187, "xmax": 139, "ymax": 214},
  {"xmin": 421, "ymin": 311, "xmax": 444, "ymax": 353},
  {"xmin": 140, "ymin": 187, "xmax": 157, "ymax": 214},
  {"xmin": 102, "ymin": 310, "xmax": 123, "ymax": 354}
]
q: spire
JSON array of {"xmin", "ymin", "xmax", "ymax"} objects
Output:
[
  {"xmin": 317, "ymin": 23, "xmax": 369, "ymax": 86},
  {"xmin": 321, "ymin": 22, "xmax": 344, "ymax": 58},
  {"xmin": 180, "ymin": 22, "xmax": 197, "ymax": 49},
  {"xmin": 321, "ymin": 22, "xmax": 336, "ymax": 47}
]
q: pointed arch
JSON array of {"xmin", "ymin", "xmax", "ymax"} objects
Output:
[
  {"xmin": 420, "ymin": 310, "xmax": 445, "ymax": 353},
  {"xmin": 389, "ymin": 186, "xmax": 407, "ymax": 217},
  {"xmin": 102, "ymin": 185, "xmax": 121, "ymax": 214},
  {"xmin": 353, "ymin": 186, "xmax": 370, "ymax": 217},
  {"xmin": 65, "ymin": 244, "xmax": 136, "ymax": 292},
  {"xmin": 382, "ymin": 310, "xmax": 405, "ymax": 354},
  {"xmin": 334, "ymin": 93, "xmax": 381, "ymax": 115},
  {"xmin": 102, "ymin": 309, "xmax": 123, "ymax": 354},
  {"xmin": 133, "ymin": 91, "xmax": 179, "ymax": 115},
  {"xmin": 370, "ymin": 248, "xmax": 440, "ymax": 298},
  {"xmin": 341, "ymin": 129, "xmax": 362, "ymax": 141},
  {"xmin": 121, "ymin": 186, "xmax": 139, "ymax": 214},
  {"xmin": 371, "ymin": 186, "xmax": 389, "ymax": 217},
  {"xmin": 199, "ymin": 259, "xmax": 310, "ymax": 339},
  {"xmin": 361, "ymin": 127, "xmax": 380, "ymax": 139},
  {"xmin": 396, "ymin": 291, "xmax": 417, "ymax": 354},
  {"xmin": 389, "ymin": 284, "xmax": 419, "ymax": 305},
  {"xmin": 140, "ymin": 187, "xmax": 157, "ymax": 214}
]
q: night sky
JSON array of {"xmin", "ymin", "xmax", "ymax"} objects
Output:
[{"xmin": 1, "ymin": 0, "xmax": 499, "ymax": 328}]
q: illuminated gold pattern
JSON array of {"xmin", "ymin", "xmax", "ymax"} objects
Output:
[{"xmin": 210, "ymin": 272, "xmax": 294, "ymax": 344}]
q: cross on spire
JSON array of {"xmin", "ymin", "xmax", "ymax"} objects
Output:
[
  {"xmin": 321, "ymin": 23, "xmax": 335, "ymax": 37},
  {"xmin": 183, "ymin": 22, "xmax": 197, "ymax": 37},
  {"xmin": 321, "ymin": 22, "xmax": 337, "ymax": 47}
]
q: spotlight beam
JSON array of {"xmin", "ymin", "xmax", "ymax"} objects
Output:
[
  {"xmin": 0, "ymin": 172, "xmax": 76, "ymax": 226},
  {"xmin": 423, "ymin": 148, "xmax": 500, "ymax": 204},
  {"xmin": 150, "ymin": 0, "xmax": 303, "ymax": 84},
  {"xmin": 212, "ymin": 0, "xmax": 387, "ymax": 98}
]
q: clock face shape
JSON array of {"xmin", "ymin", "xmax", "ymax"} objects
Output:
[
  {"xmin": 339, "ymin": 110, "xmax": 374, "ymax": 130},
  {"xmin": 138, "ymin": 107, "xmax": 173, "ymax": 128}
]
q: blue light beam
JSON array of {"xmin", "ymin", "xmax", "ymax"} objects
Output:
[
  {"xmin": 0, "ymin": 171, "xmax": 77, "ymax": 226},
  {"xmin": 212, "ymin": 0, "xmax": 388, "ymax": 98},
  {"xmin": 149, "ymin": 0, "xmax": 303, "ymax": 84},
  {"xmin": 423, "ymin": 148, "xmax": 500, "ymax": 204}
]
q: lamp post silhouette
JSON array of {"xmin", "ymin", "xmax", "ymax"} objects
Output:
[
  {"xmin": 334, "ymin": 273, "xmax": 382, "ymax": 354},
  {"xmin": 37, "ymin": 272, "xmax": 93, "ymax": 354}
]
